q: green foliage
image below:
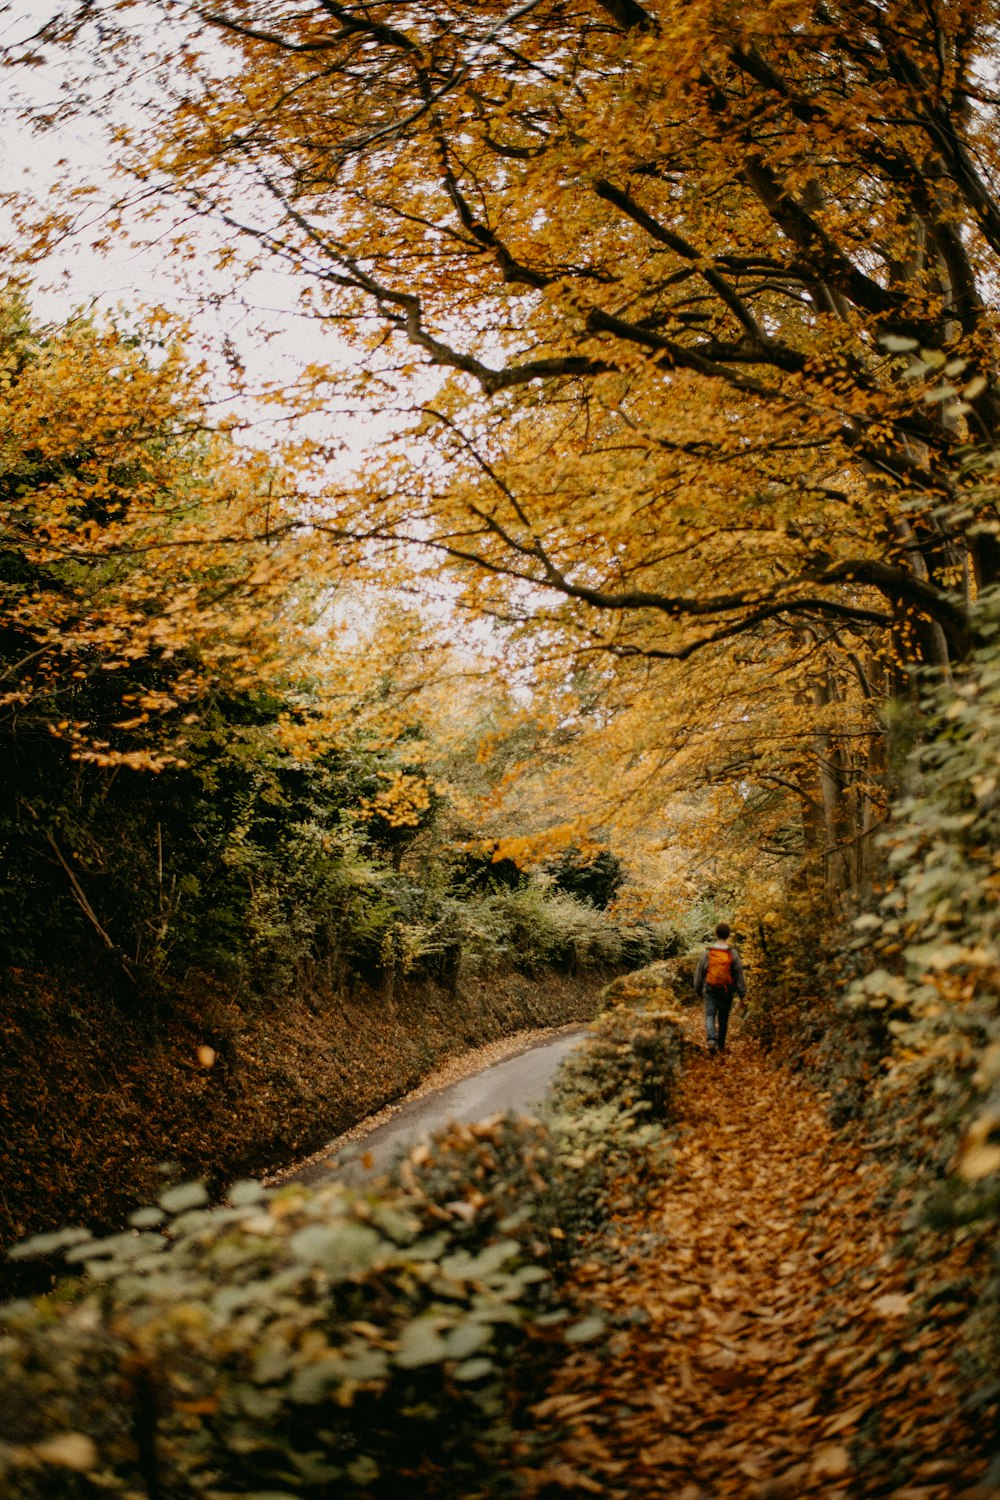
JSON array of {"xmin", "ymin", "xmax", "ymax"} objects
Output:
[
  {"xmin": 738, "ymin": 886, "xmax": 890, "ymax": 1125},
  {"xmin": 460, "ymin": 885, "xmax": 627, "ymax": 977},
  {"xmin": 743, "ymin": 589, "xmax": 1000, "ymax": 1436},
  {"xmin": 1, "ymin": 694, "xmax": 642, "ymax": 1002},
  {"xmin": 547, "ymin": 846, "xmax": 625, "ymax": 910},
  {"xmin": 0, "ymin": 992, "xmax": 687, "ymax": 1498},
  {"xmin": 842, "ymin": 597, "xmax": 1000, "ymax": 1407},
  {"xmin": 844, "ymin": 597, "xmax": 1000, "ymax": 1165},
  {"xmin": 398, "ymin": 1001, "xmax": 686, "ymax": 1275},
  {"xmin": 600, "ymin": 956, "xmax": 696, "ymax": 1031},
  {"xmin": 450, "ymin": 849, "xmax": 528, "ymax": 894},
  {"xmin": 546, "ymin": 1005, "xmax": 684, "ymax": 1226},
  {"xmin": 366, "ymin": 881, "xmax": 661, "ymax": 989},
  {"xmin": 0, "ymin": 1175, "xmax": 553, "ymax": 1498}
]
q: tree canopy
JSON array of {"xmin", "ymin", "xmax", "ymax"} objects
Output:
[
  {"xmin": 8, "ymin": 0, "xmax": 1000, "ymax": 881},
  {"xmin": 102, "ymin": 0, "xmax": 1000, "ymax": 656}
]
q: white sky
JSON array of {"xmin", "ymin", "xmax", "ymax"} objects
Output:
[{"xmin": 0, "ymin": 0, "xmax": 395, "ymax": 461}]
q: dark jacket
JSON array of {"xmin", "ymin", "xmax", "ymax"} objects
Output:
[{"xmin": 693, "ymin": 941, "xmax": 746, "ymax": 999}]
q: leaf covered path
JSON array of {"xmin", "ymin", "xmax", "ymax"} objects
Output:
[{"xmin": 530, "ymin": 1017, "xmax": 985, "ymax": 1498}]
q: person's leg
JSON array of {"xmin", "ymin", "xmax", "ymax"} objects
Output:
[
  {"xmin": 717, "ymin": 993, "xmax": 733, "ymax": 1050},
  {"xmin": 704, "ymin": 990, "xmax": 719, "ymax": 1050}
]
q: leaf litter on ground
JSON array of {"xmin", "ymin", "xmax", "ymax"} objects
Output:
[{"xmin": 520, "ymin": 1011, "xmax": 988, "ymax": 1499}]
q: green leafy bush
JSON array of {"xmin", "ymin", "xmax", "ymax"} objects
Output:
[
  {"xmin": 844, "ymin": 614, "xmax": 1000, "ymax": 1165},
  {"xmin": 396, "ymin": 1002, "xmax": 685, "ymax": 1274},
  {"xmin": 842, "ymin": 600, "xmax": 1000, "ymax": 1432},
  {"xmin": 725, "ymin": 884, "xmax": 893, "ymax": 1130},
  {"xmin": 553, "ymin": 1003, "xmax": 685, "ymax": 1124},
  {"xmin": 734, "ymin": 591, "xmax": 1000, "ymax": 1462},
  {"xmin": 1, "ymin": 701, "xmax": 641, "ymax": 1002},
  {"xmin": 601, "ymin": 955, "xmax": 695, "ymax": 1011},
  {"xmin": 547, "ymin": 846, "xmax": 625, "ymax": 909},
  {"xmin": 543, "ymin": 1004, "xmax": 685, "ymax": 1240},
  {"xmin": 1, "ymin": 1175, "xmax": 562, "ymax": 1499},
  {"xmin": 429, "ymin": 884, "xmax": 627, "ymax": 979}
]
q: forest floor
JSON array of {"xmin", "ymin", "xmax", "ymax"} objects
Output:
[{"xmin": 526, "ymin": 1010, "xmax": 989, "ymax": 1499}]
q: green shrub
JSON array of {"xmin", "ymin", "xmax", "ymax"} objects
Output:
[
  {"xmin": 739, "ymin": 593, "xmax": 1000, "ymax": 1460},
  {"xmin": 617, "ymin": 919, "xmax": 676, "ymax": 969},
  {"xmin": 602, "ymin": 955, "xmax": 694, "ymax": 1011},
  {"xmin": 543, "ymin": 1004, "xmax": 686, "ymax": 1240},
  {"xmin": 1, "ymin": 699, "xmax": 643, "ymax": 1004},
  {"xmin": 553, "ymin": 1003, "xmax": 685, "ymax": 1123},
  {"xmin": 429, "ymin": 884, "xmax": 635, "ymax": 980},
  {"xmin": 396, "ymin": 1002, "xmax": 685, "ymax": 1272},
  {"xmin": 842, "ymin": 601, "xmax": 1000, "ymax": 1431},
  {"xmin": 547, "ymin": 846, "xmax": 625, "ymax": 909},
  {"xmin": 0, "ymin": 1176, "xmax": 562, "ymax": 1499}
]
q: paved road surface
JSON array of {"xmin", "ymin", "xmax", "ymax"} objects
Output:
[{"xmin": 292, "ymin": 1028, "xmax": 586, "ymax": 1186}]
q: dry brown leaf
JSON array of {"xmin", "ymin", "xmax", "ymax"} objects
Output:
[
  {"xmin": 639, "ymin": 1438, "xmax": 690, "ymax": 1467},
  {"xmin": 526, "ymin": 1464, "xmax": 605, "ymax": 1494},
  {"xmin": 811, "ymin": 1443, "xmax": 850, "ymax": 1479},
  {"xmin": 532, "ymin": 1393, "xmax": 603, "ymax": 1420},
  {"xmin": 663, "ymin": 1284, "xmax": 701, "ymax": 1309},
  {"xmin": 821, "ymin": 1399, "xmax": 872, "ymax": 1436},
  {"xmin": 872, "ymin": 1292, "xmax": 913, "ymax": 1318}
]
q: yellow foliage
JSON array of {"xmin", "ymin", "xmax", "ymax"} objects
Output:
[{"xmin": 11, "ymin": 0, "xmax": 1000, "ymax": 886}]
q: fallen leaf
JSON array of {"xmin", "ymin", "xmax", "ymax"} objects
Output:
[
  {"xmin": 528, "ymin": 1464, "xmax": 604, "ymax": 1493},
  {"xmin": 812, "ymin": 1442, "xmax": 851, "ymax": 1477},
  {"xmin": 872, "ymin": 1292, "xmax": 912, "ymax": 1318},
  {"xmin": 822, "ymin": 1399, "xmax": 871, "ymax": 1436},
  {"xmin": 31, "ymin": 1434, "xmax": 99, "ymax": 1471}
]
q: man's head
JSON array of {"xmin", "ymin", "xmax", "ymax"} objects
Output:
[{"xmin": 715, "ymin": 921, "xmax": 730, "ymax": 939}]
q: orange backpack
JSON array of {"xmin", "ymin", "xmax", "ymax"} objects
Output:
[{"xmin": 705, "ymin": 945, "xmax": 734, "ymax": 989}]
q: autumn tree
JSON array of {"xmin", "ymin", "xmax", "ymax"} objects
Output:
[
  {"xmin": 14, "ymin": 0, "xmax": 1000, "ymax": 887},
  {"xmin": 0, "ymin": 291, "xmax": 304, "ymax": 765},
  {"xmin": 73, "ymin": 0, "xmax": 997, "ymax": 652}
]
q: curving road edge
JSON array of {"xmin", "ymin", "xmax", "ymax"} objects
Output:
[{"xmin": 286, "ymin": 1027, "xmax": 587, "ymax": 1187}]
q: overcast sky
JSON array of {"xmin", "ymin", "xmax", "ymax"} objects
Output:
[
  {"xmin": 0, "ymin": 0, "xmax": 456, "ymax": 502},
  {"xmin": 1, "ymin": 2, "xmax": 359, "ymax": 427}
]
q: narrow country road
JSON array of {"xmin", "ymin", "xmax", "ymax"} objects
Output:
[{"xmin": 289, "ymin": 1028, "xmax": 585, "ymax": 1186}]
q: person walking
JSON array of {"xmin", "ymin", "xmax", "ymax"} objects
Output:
[{"xmin": 693, "ymin": 921, "xmax": 746, "ymax": 1055}]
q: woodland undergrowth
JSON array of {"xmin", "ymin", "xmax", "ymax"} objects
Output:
[{"xmin": 1, "ymin": 948, "xmax": 995, "ymax": 1497}]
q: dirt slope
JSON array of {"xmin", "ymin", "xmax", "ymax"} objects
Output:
[{"xmin": 528, "ymin": 1013, "xmax": 985, "ymax": 1498}]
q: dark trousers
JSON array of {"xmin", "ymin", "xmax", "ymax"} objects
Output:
[{"xmin": 704, "ymin": 986, "xmax": 734, "ymax": 1049}]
